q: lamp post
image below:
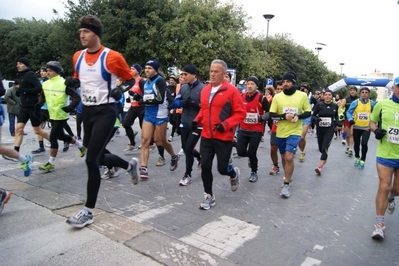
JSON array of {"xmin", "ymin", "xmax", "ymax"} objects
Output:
[
  {"xmin": 339, "ymin": 63, "xmax": 345, "ymax": 76},
  {"xmin": 315, "ymin": 42, "xmax": 326, "ymax": 57},
  {"xmin": 315, "ymin": 47, "xmax": 323, "ymax": 56},
  {"xmin": 263, "ymin": 14, "xmax": 274, "ymax": 54}
]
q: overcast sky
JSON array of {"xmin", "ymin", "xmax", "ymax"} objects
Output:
[{"xmin": 1, "ymin": 0, "xmax": 398, "ymax": 78}]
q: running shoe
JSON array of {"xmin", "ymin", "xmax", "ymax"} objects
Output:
[
  {"xmin": 170, "ymin": 155, "xmax": 179, "ymax": 171},
  {"xmin": 371, "ymin": 222, "xmax": 386, "ymax": 240},
  {"xmin": 127, "ymin": 158, "xmax": 139, "ymax": 184},
  {"xmin": 168, "ymin": 136, "xmax": 173, "ymax": 142},
  {"xmin": 79, "ymin": 146, "xmax": 86, "ymax": 157},
  {"xmin": 149, "ymin": 143, "xmax": 157, "ymax": 153},
  {"xmin": 21, "ymin": 155, "xmax": 34, "ymax": 177},
  {"xmin": 269, "ymin": 166, "xmax": 280, "ymax": 175},
  {"xmin": 178, "ymin": 148, "xmax": 185, "ymax": 156},
  {"xmin": 101, "ymin": 167, "xmax": 120, "ymax": 179},
  {"xmin": 156, "ymin": 156, "xmax": 166, "ymax": 166},
  {"xmin": 281, "ymin": 184, "xmax": 291, "ymax": 198},
  {"xmin": 345, "ymin": 147, "xmax": 350, "ymax": 154},
  {"xmin": 387, "ymin": 198, "xmax": 396, "ymax": 214},
  {"xmin": 230, "ymin": 167, "xmax": 240, "ymax": 191},
  {"xmin": 354, "ymin": 158, "xmax": 360, "ymax": 167},
  {"xmin": 358, "ymin": 160, "xmax": 365, "ymax": 169},
  {"xmin": 31, "ymin": 147, "xmax": 45, "ymax": 154},
  {"xmin": 63, "ymin": 142, "xmax": 70, "ymax": 152},
  {"xmin": 299, "ymin": 152, "xmax": 305, "ymax": 162},
  {"xmin": 139, "ymin": 167, "xmax": 149, "ymax": 181},
  {"xmin": 249, "ymin": 172, "xmax": 258, "ymax": 182},
  {"xmin": 348, "ymin": 149, "xmax": 353, "ymax": 157},
  {"xmin": 66, "ymin": 208, "xmax": 94, "ymax": 228},
  {"xmin": 38, "ymin": 162, "xmax": 55, "ymax": 172},
  {"xmin": 199, "ymin": 193, "xmax": 216, "ymax": 210},
  {"xmin": 342, "ymin": 140, "xmax": 346, "ymax": 145},
  {"xmin": 196, "ymin": 158, "xmax": 202, "ymax": 169},
  {"xmin": 315, "ymin": 166, "xmax": 322, "ymax": 175},
  {"xmin": 123, "ymin": 144, "xmax": 139, "ymax": 153},
  {"xmin": 179, "ymin": 173, "xmax": 192, "ymax": 186},
  {"xmin": 0, "ymin": 189, "xmax": 12, "ymax": 215}
]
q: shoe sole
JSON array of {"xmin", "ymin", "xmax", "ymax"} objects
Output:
[
  {"xmin": 231, "ymin": 167, "xmax": 240, "ymax": 191},
  {"xmin": 129, "ymin": 158, "xmax": 140, "ymax": 185},
  {"xmin": 315, "ymin": 168, "xmax": 321, "ymax": 175},
  {"xmin": 179, "ymin": 179, "xmax": 192, "ymax": 186},
  {"xmin": 39, "ymin": 168, "xmax": 55, "ymax": 172},
  {"xmin": 66, "ymin": 219, "xmax": 94, "ymax": 229},
  {"xmin": 371, "ymin": 234, "xmax": 384, "ymax": 240}
]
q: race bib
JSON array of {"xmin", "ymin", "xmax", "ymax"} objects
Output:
[
  {"xmin": 81, "ymin": 87, "xmax": 99, "ymax": 106},
  {"xmin": 244, "ymin": 113, "xmax": 259, "ymax": 124},
  {"xmin": 282, "ymin": 106, "xmax": 298, "ymax": 115},
  {"xmin": 143, "ymin": 94, "xmax": 155, "ymax": 102},
  {"xmin": 388, "ymin": 126, "xmax": 399, "ymax": 144},
  {"xmin": 319, "ymin": 117, "xmax": 331, "ymax": 127},
  {"xmin": 357, "ymin": 112, "xmax": 369, "ymax": 121}
]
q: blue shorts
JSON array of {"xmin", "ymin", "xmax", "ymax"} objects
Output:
[
  {"xmin": 277, "ymin": 135, "xmax": 301, "ymax": 154},
  {"xmin": 377, "ymin": 157, "xmax": 399, "ymax": 170},
  {"xmin": 302, "ymin": 117, "xmax": 312, "ymax": 126},
  {"xmin": 144, "ymin": 114, "xmax": 168, "ymax": 126}
]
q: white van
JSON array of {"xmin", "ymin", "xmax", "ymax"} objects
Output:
[{"xmin": 1, "ymin": 80, "xmax": 15, "ymax": 103}]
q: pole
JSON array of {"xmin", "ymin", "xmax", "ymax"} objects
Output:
[{"xmin": 266, "ymin": 20, "xmax": 270, "ymax": 53}]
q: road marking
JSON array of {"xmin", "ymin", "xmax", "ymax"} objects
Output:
[
  {"xmin": 301, "ymin": 257, "xmax": 322, "ymax": 266},
  {"xmin": 313, "ymin": 244, "xmax": 324, "ymax": 251},
  {"xmin": 126, "ymin": 202, "xmax": 183, "ymax": 223},
  {"xmin": 180, "ymin": 215, "xmax": 260, "ymax": 258}
]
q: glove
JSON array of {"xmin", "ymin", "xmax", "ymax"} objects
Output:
[
  {"xmin": 62, "ymin": 106, "xmax": 74, "ymax": 113},
  {"xmin": 133, "ymin": 93, "xmax": 142, "ymax": 101},
  {"xmin": 214, "ymin": 123, "xmax": 225, "ymax": 133},
  {"xmin": 65, "ymin": 77, "xmax": 80, "ymax": 88},
  {"xmin": 374, "ymin": 129, "xmax": 387, "ymax": 140},
  {"xmin": 349, "ymin": 120, "xmax": 355, "ymax": 125},
  {"xmin": 128, "ymin": 90, "xmax": 135, "ymax": 96},
  {"xmin": 314, "ymin": 117, "xmax": 321, "ymax": 124},
  {"xmin": 110, "ymin": 87, "xmax": 123, "ymax": 100},
  {"xmin": 34, "ymin": 103, "xmax": 42, "ymax": 110},
  {"xmin": 259, "ymin": 113, "xmax": 269, "ymax": 122},
  {"xmin": 126, "ymin": 97, "xmax": 131, "ymax": 103},
  {"xmin": 191, "ymin": 120, "xmax": 198, "ymax": 131},
  {"xmin": 339, "ymin": 114, "xmax": 344, "ymax": 120}
]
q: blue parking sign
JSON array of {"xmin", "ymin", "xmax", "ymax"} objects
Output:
[{"xmin": 266, "ymin": 78, "xmax": 274, "ymax": 86}]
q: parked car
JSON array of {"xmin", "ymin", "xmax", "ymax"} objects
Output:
[{"xmin": 1, "ymin": 80, "xmax": 14, "ymax": 103}]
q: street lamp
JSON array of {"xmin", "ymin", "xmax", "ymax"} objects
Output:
[
  {"xmin": 315, "ymin": 42, "xmax": 326, "ymax": 57},
  {"xmin": 339, "ymin": 63, "xmax": 345, "ymax": 76},
  {"xmin": 315, "ymin": 47, "xmax": 323, "ymax": 56},
  {"xmin": 263, "ymin": 14, "xmax": 274, "ymax": 53}
]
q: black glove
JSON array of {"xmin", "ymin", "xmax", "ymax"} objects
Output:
[
  {"xmin": 349, "ymin": 120, "xmax": 355, "ymax": 125},
  {"xmin": 314, "ymin": 117, "xmax": 322, "ymax": 124},
  {"xmin": 133, "ymin": 93, "xmax": 142, "ymax": 101},
  {"xmin": 259, "ymin": 113, "xmax": 269, "ymax": 122},
  {"xmin": 214, "ymin": 123, "xmax": 225, "ymax": 133},
  {"xmin": 34, "ymin": 103, "xmax": 42, "ymax": 110},
  {"xmin": 339, "ymin": 114, "xmax": 344, "ymax": 120},
  {"xmin": 62, "ymin": 106, "xmax": 74, "ymax": 113},
  {"xmin": 128, "ymin": 90, "xmax": 135, "ymax": 96},
  {"xmin": 183, "ymin": 98, "xmax": 199, "ymax": 109},
  {"xmin": 110, "ymin": 87, "xmax": 123, "ymax": 100},
  {"xmin": 65, "ymin": 77, "xmax": 80, "ymax": 88},
  {"xmin": 126, "ymin": 97, "xmax": 131, "ymax": 103},
  {"xmin": 374, "ymin": 129, "xmax": 387, "ymax": 140},
  {"xmin": 191, "ymin": 121, "xmax": 198, "ymax": 131}
]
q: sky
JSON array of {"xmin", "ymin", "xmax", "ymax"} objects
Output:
[{"xmin": 1, "ymin": 0, "xmax": 398, "ymax": 78}]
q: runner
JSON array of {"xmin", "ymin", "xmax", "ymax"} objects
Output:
[
  {"xmin": 269, "ymin": 80, "xmax": 283, "ymax": 175},
  {"xmin": 339, "ymin": 86, "xmax": 359, "ymax": 157}
]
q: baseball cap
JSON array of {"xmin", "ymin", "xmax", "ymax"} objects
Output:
[{"xmin": 394, "ymin": 76, "xmax": 399, "ymax": 85}]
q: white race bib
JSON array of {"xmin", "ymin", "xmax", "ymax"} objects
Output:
[
  {"xmin": 143, "ymin": 94, "xmax": 155, "ymax": 102},
  {"xmin": 388, "ymin": 126, "xmax": 399, "ymax": 144},
  {"xmin": 357, "ymin": 112, "xmax": 369, "ymax": 121},
  {"xmin": 244, "ymin": 113, "xmax": 259, "ymax": 124},
  {"xmin": 319, "ymin": 117, "xmax": 331, "ymax": 127},
  {"xmin": 282, "ymin": 106, "xmax": 298, "ymax": 115},
  {"xmin": 81, "ymin": 87, "xmax": 99, "ymax": 106}
]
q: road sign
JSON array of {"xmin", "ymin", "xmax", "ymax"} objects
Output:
[{"xmin": 265, "ymin": 78, "xmax": 274, "ymax": 86}]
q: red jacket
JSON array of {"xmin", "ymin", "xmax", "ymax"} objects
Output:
[{"xmin": 195, "ymin": 81, "xmax": 246, "ymax": 141}]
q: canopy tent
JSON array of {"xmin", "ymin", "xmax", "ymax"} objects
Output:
[{"xmin": 327, "ymin": 77, "xmax": 393, "ymax": 92}]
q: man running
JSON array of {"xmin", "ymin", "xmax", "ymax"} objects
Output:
[{"xmin": 339, "ymin": 86, "xmax": 359, "ymax": 157}]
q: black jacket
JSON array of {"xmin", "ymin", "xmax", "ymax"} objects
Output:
[{"xmin": 18, "ymin": 69, "xmax": 42, "ymax": 107}]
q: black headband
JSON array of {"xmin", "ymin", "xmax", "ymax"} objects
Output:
[{"xmin": 79, "ymin": 23, "xmax": 102, "ymax": 38}]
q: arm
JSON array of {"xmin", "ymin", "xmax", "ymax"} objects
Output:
[
  {"xmin": 221, "ymin": 88, "xmax": 246, "ymax": 130},
  {"xmin": 174, "ymin": 88, "xmax": 183, "ymax": 108},
  {"xmin": 346, "ymin": 100, "xmax": 358, "ymax": 121},
  {"xmin": 65, "ymin": 87, "xmax": 81, "ymax": 109}
]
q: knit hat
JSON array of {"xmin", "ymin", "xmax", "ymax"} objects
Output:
[
  {"xmin": 145, "ymin": 59, "xmax": 159, "ymax": 72},
  {"xmin": 246, "ymin": 76, "xmax": 259, "ymax": 87},
  {"xmin": 17, "ymin": 57, "xmax": 30, "ymax": 68},
  {"xmin": 360, "ymin": 87, "xmax": 370, "ymax": 93},
  {"xmin": 169, "ymin": 74, "xmax": 177, "ymax": 82},
  {"xmin": 350, "ymin": 85, "xmax": 358, "ymax": 91},
  {"xmin": 182, "ymin": 64, "xmax": 197, "ymax": 75},
  {"xmin": 131, "ymin": 63, "xmax": 142, "ymax": 74},
  {"xmin": 46, "ymin": 61, "xmax": 63, "ymax": 74},
  {"xmin": 282, "ymin": 71, "xmax": 296, "ymax": 84},
  {"xmin": 324, "ymin": 88, "xmax": 333, "ymax": 94}
]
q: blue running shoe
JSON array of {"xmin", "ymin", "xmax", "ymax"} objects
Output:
[{"xmin": 21, "ymin": 155, "xmax": 34, "ymax": 177}]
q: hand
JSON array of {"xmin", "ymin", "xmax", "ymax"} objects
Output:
[
  {"xmin": 62, "ymin": 106, "xmax": 73, "ymax": 113},
  {"xmin": 133, "ymin": 93, "xmax": 142, "ymax": 101},
  {"xmin": 259, "ymin": 113, "xmax": 269, "ymax": 122},
  {"xmin": 214, "ymin": 123, "xmax": 225, "ymax": 133},
  {"xmin": 65, "ymin": 77, "xmax": 80, "ymax": 88},
  {"xmin": 110, "ymin": 87, "xmax": 123, "ymax": 100},
  {"xmin": 339, "ymin": 114, "xmax": 344, "ymax": 120},
  {"xmin": 126, "ymin": 97, "xmax": 131, "ymax": 103},
  {"xmin": 128, "ymin": 90, "xmax": 135, "ymax": 96},
  {"xmin": 291, "ymin": 115, "xmax": 299, "ymax": 123},
  {"xmin": 349, "ymin": 120, "xmax": 355, "ymax": 126},
  {"xmin": 374, "ymin": 128, "xmax": 387, "ymax": 140}
]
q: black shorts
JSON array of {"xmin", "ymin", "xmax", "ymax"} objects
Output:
[
  {"xmin": 17, "ymin": 106, "xmax": 41, "ymax": 127},
  {"xmin": 40, "ymin": 109, "xmax": 49, "ymax": 122}
]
